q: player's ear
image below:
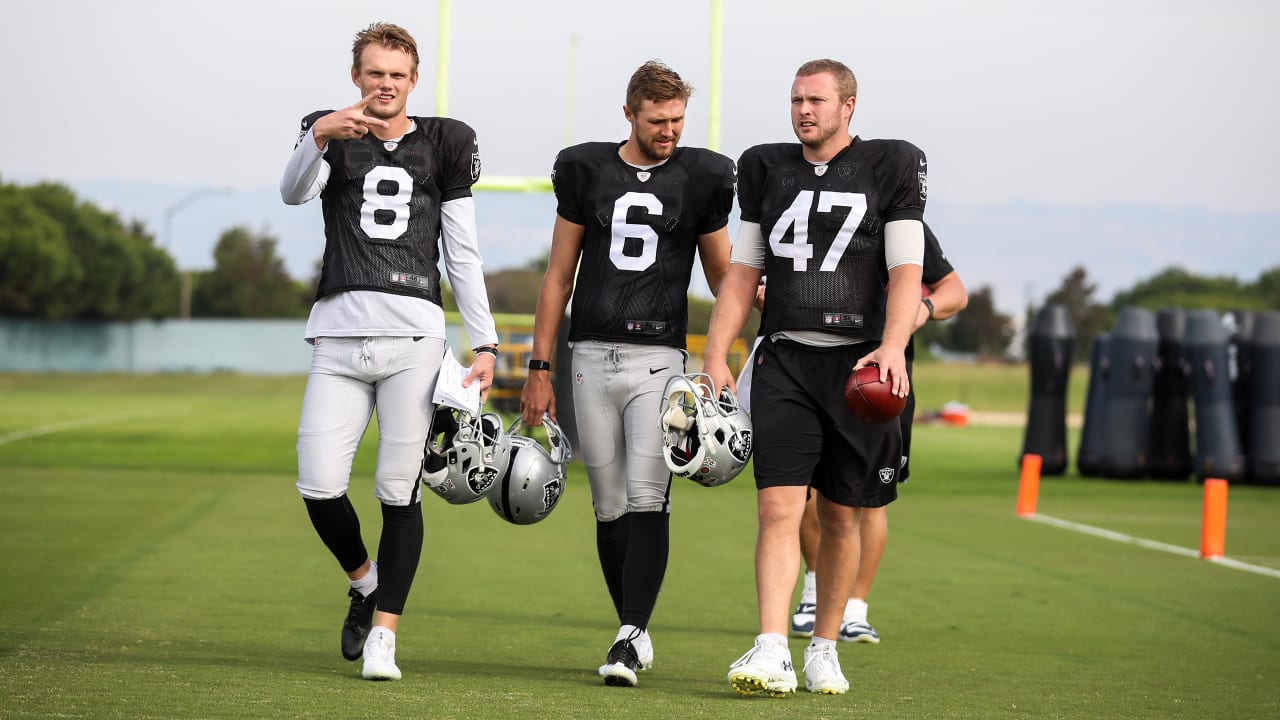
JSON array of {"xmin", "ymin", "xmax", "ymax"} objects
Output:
[
  {"xmin": 409, "ymin": 70, "xmax": 419, "ymax": 91},
  {"xmin": 844, "ymin": 95, "xmax": 856, "ymax": 121},
  {"xmin": 351, "ymin": 66, "xmax": 361, "ymax": 87},
  {"xmin": 622, "ymin": 104, "xmax": 634, "ymax": 123}
]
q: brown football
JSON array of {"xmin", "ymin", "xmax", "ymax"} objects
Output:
[{"xmin": 844, "ymin": 365, "xmax": 907, "ymax": 425}]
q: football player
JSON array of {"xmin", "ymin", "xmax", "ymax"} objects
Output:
[
  {"xmin": 280, "ymin": 22, "xmax": 499, "ymax": 682},
  {"xmin": 790, "ymin": 224, "xmax": 968, "ymax": 644},
  {"xmin": 703, "ymin": 59, "xmax": 926, "ymax": 697},
  {"xmin": 519, "ymin": 60, "xmax": 735, "ymax": 688}
]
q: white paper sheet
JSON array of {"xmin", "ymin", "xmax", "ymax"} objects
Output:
[{"xmin": 432, "ymin": 347, "xmax": 481, "ymax": 414}]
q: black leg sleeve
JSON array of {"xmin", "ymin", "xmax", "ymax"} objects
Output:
[
  {"xmin": 596, "ymin": 515, "xmax": 631, "ymax": 622},
  {"xmin": 303, "ymin": 495, "xmax": 369, "ymax": 573},
  {"xmin": 374, "ymin": 502, "xmax": 424, "ymax": 616},
  {"xmin": 620, "ymin": 511, "xmax": 670, "ymax": 630}
]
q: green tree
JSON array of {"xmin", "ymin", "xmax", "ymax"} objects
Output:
[
  {"xmin": 1044, "ymin": 266, "xmax": 1110, "ymax": 362},
  {"xmin": 1112, "ymin": 266, "xmax": 1250, "ymax": 312},
  {"xmin": 190, "ymin": 226, "xmax": 309, "ymax": 317},
  {"xmin": 484, "ymin": 267, "xmax": 543, "ymax": 313},
  {"xmin": 943, "ymin": 285, "xmax": 1014, "ymax": 359},
  {"xmin": 0, "ymin": 184, "xmax": 75, "ymax": 317},
  {"xmin": 23, "ymin": 182, "xmax": 179, "ymax": 320},
  {"xmin": 1254, "ymin": 267, "xmax": 1280, "ymax": 309}
]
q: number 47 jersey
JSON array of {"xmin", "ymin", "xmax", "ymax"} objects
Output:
[
  {"xmin": 741, "ymin": 137, "xmax": 927, "ymax": 342},
  {"xmin": 552, "ymin": 142, "xmax": 736, "ymax": 350}
]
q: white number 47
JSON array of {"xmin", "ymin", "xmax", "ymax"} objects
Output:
[{"xmin": 768, "ymin": 190, "xmax": 867, "ymax": 272}]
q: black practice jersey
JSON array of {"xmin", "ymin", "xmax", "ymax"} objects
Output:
[
  {"xmin": 553, "ymin": 142, "xmax": 735, "ymax": 348},
  {"xmin": 297, "ymin": 112, "xmax": 481, "ymax": 304},
  {"xmin": 740, "ymin": 136, "xmax": 926, "ymax": 340}
]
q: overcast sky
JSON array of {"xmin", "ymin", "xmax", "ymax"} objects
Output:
[
  {"xmin": 3, "ymin": 0, "xmax": 1274, "ymax": 209},
  {"xmin": 2, "ymin": 1, "xmax": 1277, "ymax": 313}
]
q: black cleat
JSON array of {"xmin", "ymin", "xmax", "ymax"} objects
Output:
[
  {"xmin": 598, "ymin": 631, "xmax": 642, "ymax": 687},
  {"xmin": 341, "ymin": 588, "xmax": 377, "ymax": 661}
]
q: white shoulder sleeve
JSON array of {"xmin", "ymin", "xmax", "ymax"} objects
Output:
[
  {"xmin": 440, "ymin": 196, "xmax": 499, "ymax": 348},
  {"xmin": 885, "ymin": 219, "xmax": 925, "ymax": 270},
  {"xmin": 730, "ymin": 220, "xmax": 765, "ymax": 268},
  {"xmin": 279, "ymin": 128, "xmax": 330, "ymax": 205}
]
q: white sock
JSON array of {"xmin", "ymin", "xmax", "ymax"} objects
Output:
[
  {"xmin": 350, "ymin": 561, "xmax": 378, "ymax": 598},
  {"xmin": 809, "ymin": 637, "xmax": 837, "ymax": 651},
  {"xmin": 844, "ymin": 598, "xmax": 868, "ymax": 624},
  {"xmin": 616, "ymin": 624, "xmax": 642, "ymax": 643},
  {"xmin": 759, "ymin": 632, "xmax": 788, "ymax": 647},
  {"xmin": 801, "ymin": 570, "xmax": 817, "ymax": 604}
]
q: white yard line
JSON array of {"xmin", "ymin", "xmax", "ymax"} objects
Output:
[
  {"xmin": 1026, "ymin": 513, "xmax": 1280, "ymax": 579},
  {"xmin": 0, "ymin": 407, "xmax": 188, "ymax": 446}
]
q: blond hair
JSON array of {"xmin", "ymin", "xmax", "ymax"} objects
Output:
[
  {"xmin": 795, "ymin": 59, "xmax": 857, "ymax": 101},
  {"xmin": 352, "ymin": 22, "xmax": 420, "ymax": 73}
]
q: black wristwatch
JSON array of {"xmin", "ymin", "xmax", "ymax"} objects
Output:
[
  {"xmin": 474, "ymin": 346, "xmax": 499, "ymax": 358},
  {"xmin": 922, "ymin": 297, "xmax": 936, "ymax": 319},
  {"xmin": 528, "ymin": 359, "xmax": 551, "ymax": 372}
]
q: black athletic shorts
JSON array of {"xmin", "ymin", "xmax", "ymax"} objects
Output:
[{"xmin": 749, "ymin": 337, "xmax": 901, "ymax": 508}]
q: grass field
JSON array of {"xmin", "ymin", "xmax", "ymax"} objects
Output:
[{"xmin": 1, "ymin": 367, "xmax": 1277, "ymax": 720}]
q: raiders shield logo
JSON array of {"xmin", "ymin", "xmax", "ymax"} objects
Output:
[
  {"xmin": 543, "ymin": 478, "xmax": 564, "ymax": 511},
  {"xmin": 471, "ymin": 152, "xmax": 482, "ymax": 182},
  {"xmin": 878, "ymin": 467, "xmax": 895, "ymax": 484}
]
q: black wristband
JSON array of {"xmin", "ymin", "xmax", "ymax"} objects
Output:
[
  {"xmin": 473, "ymin": 346, "xmax": 498, "ymax": 358},
  {"xmin": 528, "ymin": 359, "xmax": 551, "ymax": 371},
  {"xmin": 922, "ymin": 297, "xmax": 935, "ymax": 319}
]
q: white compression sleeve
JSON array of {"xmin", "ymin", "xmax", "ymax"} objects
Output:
[
  {"xmin": 279, "ymin": 128, "xmax": 330, "ymax": 205},
  {"xmin": 729, "ymin": 220, "xmax": 765, "ymax": 269},
  {"xmin": 440, "ymin": 196, "xmax": 499, "ymax": 348},
  {"xmin": 884, "ymin": 219, "xmax": 925, "ymax": 270}
]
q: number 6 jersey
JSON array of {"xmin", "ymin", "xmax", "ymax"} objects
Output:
[
  {"xmin": 740, "ymin": 136, "xmax": 926, "ymax": 341},
  {"xmin": 553, "ymin": 142, "xmax": 736, "ymax": 349},
  {"xmin": 298, "ymin": 110, "xmax": 482, "ymax": 305}
]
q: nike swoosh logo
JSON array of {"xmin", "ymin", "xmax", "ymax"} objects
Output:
[
  {"xmin": 649, "ymin": 367, "xmax": 669, "ymax": 375},
  {"xmin": 919, "ymin": 158, "xmax": 927, "ymax": 166}
]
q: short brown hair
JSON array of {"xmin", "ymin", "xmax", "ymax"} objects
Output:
[
  {"xmin": 795, "ymin": 59, "xmax": 857, "ymax": 101},
  {"xmin": 626, "ymin": 60, "xmax": 693, "ymax": 112},
  {"xmin": 352, "ymin": 22, "xmax": 420, "ymax": 73}
]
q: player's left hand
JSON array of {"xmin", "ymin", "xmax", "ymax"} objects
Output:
[
  {"xmin": 853, "ymin": 345, "xmax": 909, "ymax": 398},
  {"xmin": 463, "ymin": 350, "xmax": 496, "ymax": 405}
]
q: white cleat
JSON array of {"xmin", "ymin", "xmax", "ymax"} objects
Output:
[
  {"xmin": 839, "ymin": 619, "xmax": 881, "ymax": 644},
  {"xmin": 790, "ymin": 602, "xmax": 817, "ymax": 638},
  {"xmin": 727, "ymin": 635, "xmax": 797, "ymax": 697},
  {"xmin": 803, "ymin": 644, "xmax": 849, "ymax": 694},
  {"xmin": 361, "ymin": 626, "xmax": 402, "ymax": 681}
]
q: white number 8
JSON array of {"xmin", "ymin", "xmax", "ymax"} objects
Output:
[{"xmin": 360, "ymin": 166, "xmax": 413, "ymax": 240}]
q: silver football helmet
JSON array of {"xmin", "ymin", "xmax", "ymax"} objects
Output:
[
  {"xmin": 661, "ymin": 373, "xmax": 753, "ymax": 487},
  {"xmin": 487, "ymin": 414, "xmax": 571, "ymax": 525},
  {"xmin": 421, "ymin": 405, "xmax": 512, "ymax": 505}
]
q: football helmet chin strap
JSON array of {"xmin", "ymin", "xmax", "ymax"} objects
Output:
[{"xmin": 660, "ymin": 373, "xmax": 754, "ymax": 488}]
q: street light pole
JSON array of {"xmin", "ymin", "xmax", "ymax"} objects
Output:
[{"xmin": 162, "ymin": 187, "xmax": 231, "ymax": 318}]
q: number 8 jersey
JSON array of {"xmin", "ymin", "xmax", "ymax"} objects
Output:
[
  {"xmin": 740, "ymin": 137, "xmax": 927, "ymax": 341},
  {"xmin": 299, "ymin": 110, "xmax": 482, "ymax": 306},
  {"xmin": 553, "ymin": 142, "xmax": 736, "ymax": 349}
]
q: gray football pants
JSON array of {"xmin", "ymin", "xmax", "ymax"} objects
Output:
[
  {"xmin": 571, "ymin": 340, "xmax": 684, "ymax": 522},
  {"xmin": 296, "ymin": 336, "xmax": 445, "ymax": 506}
]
